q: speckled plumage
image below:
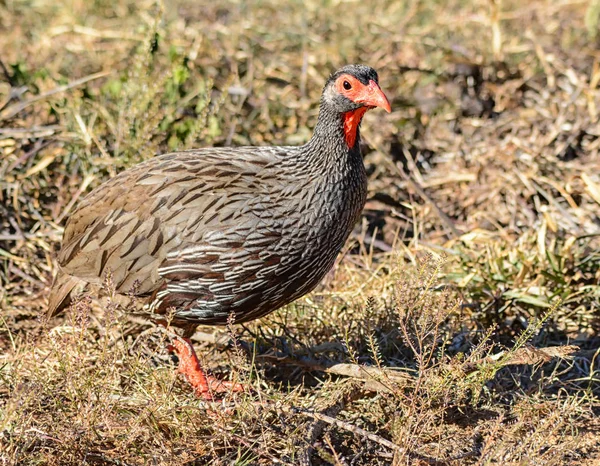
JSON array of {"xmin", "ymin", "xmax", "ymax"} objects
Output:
[{"xmin": 48, "ymin": 65, "xmax": 388, "ymax": 335}]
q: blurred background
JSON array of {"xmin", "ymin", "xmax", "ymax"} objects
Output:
[{"xmin": 1, "ymin": 0, "xmax": 599, "ymax": 464}]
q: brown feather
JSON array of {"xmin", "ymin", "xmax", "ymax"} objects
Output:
[{"xmin": 47, "ymin": 272, "xmax": 88, "ymax": 318}]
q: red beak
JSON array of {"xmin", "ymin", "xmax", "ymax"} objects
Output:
[{"xmin": 356, "ymin": 80, "xmax": 391, "ymax": 113}]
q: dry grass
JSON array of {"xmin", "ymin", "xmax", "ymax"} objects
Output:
[{"xmin": 1, "ymin": 0, "xmax": 599, "ymax": 464}]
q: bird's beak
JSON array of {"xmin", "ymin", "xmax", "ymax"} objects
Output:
[{"xmin": 356, "ymin": 80, "xmax": 391, "ymax": 113}]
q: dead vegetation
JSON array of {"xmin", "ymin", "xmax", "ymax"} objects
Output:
[{"xmin": 1, "ymin": 0, "xmax": 599, "ymax": 464}]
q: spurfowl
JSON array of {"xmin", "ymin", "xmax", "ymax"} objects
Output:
[{"xmin": 47, "ymin": 64, "xmax": 391, "ymax": 399}]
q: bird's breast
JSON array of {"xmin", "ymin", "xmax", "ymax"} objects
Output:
[{"xmin": 155, "ymin": 152, "xmax": 368, "ymax": 324}]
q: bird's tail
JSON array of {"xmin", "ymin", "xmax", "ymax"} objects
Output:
[{"xmin": 47, "ymin": 271, "xmax": 87, "ymax": 318}]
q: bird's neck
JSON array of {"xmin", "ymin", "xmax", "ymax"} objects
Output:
[{"xmin": 303, "ymin": 102, "xmax": 365, "ymax": 169}]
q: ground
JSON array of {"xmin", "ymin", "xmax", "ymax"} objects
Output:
[{"xmin": 1, "ymin": 0, "xmax": 599, "ymax": 464}]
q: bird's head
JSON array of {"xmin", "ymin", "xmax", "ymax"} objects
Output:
[
  {"xmin": 323, "ymin": 64, "xmax": 391, "ymax": 114},
  {"xmin": 321, "ymin": 64, "xmax": 391, "ymax": 148}
]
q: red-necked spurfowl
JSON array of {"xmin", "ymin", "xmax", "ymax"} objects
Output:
[{"xmin": 48, "ymin": 64, "xmax": 391, "ymax": 399}]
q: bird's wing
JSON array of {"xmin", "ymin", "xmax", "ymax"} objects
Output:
[{"xmin": 57, "ymin": 148, "xmax": 287, "ymax": 296}]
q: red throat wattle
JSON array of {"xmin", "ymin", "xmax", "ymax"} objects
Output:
[
  {"xmin": 343, "ymin": 107, "xmax": 369, "ymax": 148},
  {"xmin": 336, "ymin": 75, "xmax": 390, "ymax": 148}
]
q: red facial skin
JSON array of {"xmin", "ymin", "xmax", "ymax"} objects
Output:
[{"xmin": 334, "ymin": 74, "xmax": 391, "ymax": 148}]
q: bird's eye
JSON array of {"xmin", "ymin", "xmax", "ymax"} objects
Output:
[{"xmin": 343, "ymin": 80, "xmax": 352, "ymax": 90}]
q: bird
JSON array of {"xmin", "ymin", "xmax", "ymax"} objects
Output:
[{"xmin": 47, "ymin": 64, "xmax": 391, "ymax": 399}]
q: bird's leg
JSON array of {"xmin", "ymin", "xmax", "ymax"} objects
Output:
[{"xmin": 169, "ymin": 337, "xmax": 245, "ymax": 400}]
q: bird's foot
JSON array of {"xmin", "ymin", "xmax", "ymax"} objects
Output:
[{"xmin": 168, "ymin": 337, "xmax": 245, "ymax": 400}]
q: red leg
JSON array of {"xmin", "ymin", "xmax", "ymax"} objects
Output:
[{"xmin": 169, "ymin": 338, "xmax": 245, "ymax": 400}]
